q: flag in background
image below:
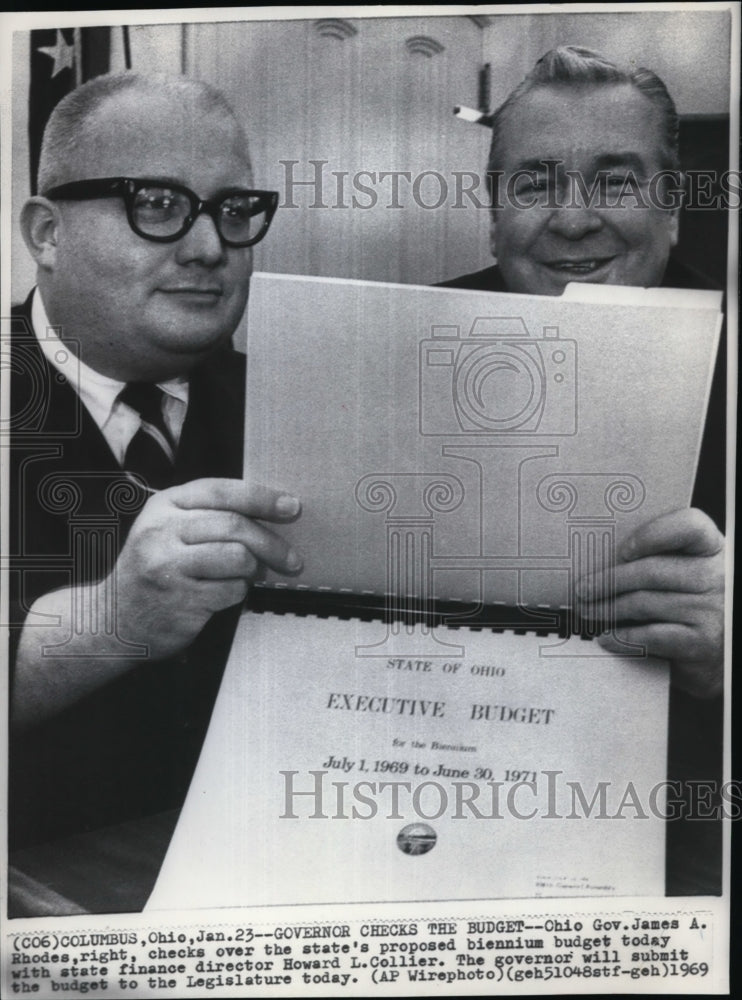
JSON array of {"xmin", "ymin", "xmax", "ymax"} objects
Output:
[{"xmin": 29, "ymin": 26, "xmax": 112, "ymax": 194}]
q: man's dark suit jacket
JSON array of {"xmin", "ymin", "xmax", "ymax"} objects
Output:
[
  {"xmin": 8, "ymin": 294, "xmax": 246, "ymax": 848},
  {"xmin": 439, "ymin": 259, "xmax": 726, "ymax": 895}
]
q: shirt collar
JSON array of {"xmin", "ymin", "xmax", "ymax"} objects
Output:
[{"xmin": 31, "ymin": 289, "xmax": 188, "ymax": 429}]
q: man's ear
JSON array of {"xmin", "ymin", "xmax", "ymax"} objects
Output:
[
  {"xmin": 667, "ymin": 170, "xmax": 683, "ymax": 248},
  {"xmin": 488, "ymin": 213, "xmax": 498, "ymax": 263},
  {"xmin": 669, "ymin": 209, "xmax": 680, "ymax": 249},
  {"xmin": 668, "ymin": 205, "xmax": 680, "ymax": 249},
  {"xmin": 20, "ymin": 198, "xmax": 60, "ymax": 269}
]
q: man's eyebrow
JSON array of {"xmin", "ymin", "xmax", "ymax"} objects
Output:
[
  {"xmin": 135, "ymin": 176, "xmax": 255, "ymax": 196},
  {"xmin": 507, "ymin": 158, "xmax": 557, "ymax": 174},
  {"xmin": 135, "ymin": 175, "xmax": 188, "ymax": 188},
  {"xmin": 590, "ymin": 153, "xmax": 651, "ymax": 172},
  {"xmin": 505, "ymin": 153, "xmax": 653, "ymax": 175}
]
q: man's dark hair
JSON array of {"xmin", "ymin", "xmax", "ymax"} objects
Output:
[{"xmin": 487, "ymin": 45, "xmax": 680, "ymax": 177}]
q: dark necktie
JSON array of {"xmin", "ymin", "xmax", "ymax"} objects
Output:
[{"xmin": 119, "ymin": 382, "xmax": 177, "ymax": 491}]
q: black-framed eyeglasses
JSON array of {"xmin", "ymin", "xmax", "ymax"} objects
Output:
[{"xmin": 42, "ymin": 177, "xmax": 279, "ymax": 247}]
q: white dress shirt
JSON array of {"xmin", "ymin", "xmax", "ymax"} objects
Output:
[{"xmin": 32, "ymin": 289, "xmax": 189, "ymax": 465}]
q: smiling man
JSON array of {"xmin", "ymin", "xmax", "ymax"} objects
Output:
[
  {"xmin": 446, "ymin": 47, "xmax": 708, "ymax": 296},
  {"xmin": 444, "ymin": 49, "xmax": 724, "ymax": 690},
  {"xmin": 9, "ymin": 72, "xmax": 300, "ymax": 857},
  {"xmin": 444, "ymin": 47, "xmax": 726, "ymax": 895},
  {"xmin": 489, "ymin": 85, "xmax": 680, "ymax": 293}
]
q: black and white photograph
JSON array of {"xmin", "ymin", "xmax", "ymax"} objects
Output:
[{"xmin": 1, "ymin": 4, "xmax": 737, "ymax": 996}]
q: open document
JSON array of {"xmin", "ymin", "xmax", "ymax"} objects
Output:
[{"xmin": 147, "ymin": 274, "xmax": 721, "ymax": 910}]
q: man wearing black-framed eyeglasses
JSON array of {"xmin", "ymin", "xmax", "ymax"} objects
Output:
[
  {"xmin": 42, "ymin": 177, "xmax": 279, "ymax": 248},
  {"xmin": 8, "ymin": 71, "xmax": 300, "ymax": 879}
]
